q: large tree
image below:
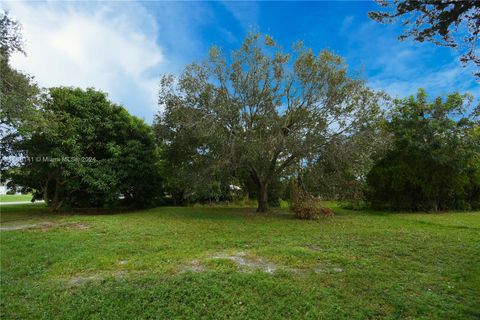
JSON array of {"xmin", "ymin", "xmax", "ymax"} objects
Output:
[
  {"xmin": 0, "ymin": 11, "xmax": 41, "ymax": 171},
  {"xmin": 369, "ymin": 0, "xmax": 480, "ymax": 78},
  {"xmin": 10, "ymin": 87, "xmax": 162, "ymax": 211},
  {"xmin": 156, "ymin": 34, "xmax": 382, "ymax": 212},
  {"xmin": 301, "ymin": 124, "xmax": 388, "ymax": 201},
  {"xmin": 366, "ymin": 89, "xmax": 480, "ymax": 211}
]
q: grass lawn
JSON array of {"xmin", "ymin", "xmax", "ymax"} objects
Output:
[
  {"xmin": 1, "ymin": 204, "xmax": 479, "ymax": 319},
  {"xmin": 0, "ymin": 194, "xmax": 33, "ymax": 203}
]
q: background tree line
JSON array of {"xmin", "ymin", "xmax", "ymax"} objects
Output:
[
  {"xmin": 1, "ymin": 12, "xmax": 161, "ymax": 211},
  {"xmin": 2, "ymin": 11, "xmax": 479, "ymax": 214}
]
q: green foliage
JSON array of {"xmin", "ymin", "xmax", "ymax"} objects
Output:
[
  {"xmin": 0, "ymin": 10, "xmax": 25, "ymax": 56},
  {"xmin": 338, "ymin": 199, "xmax": 369, "ymax": 211},
  {"xmin": 0, "ymin": 11, "xmax": 41, "ymax": 171},
  {"xmin": 366, "ymin": 89, "xmax": 480, "ymax": 211},
  {"xmin": 369, "ymin": 1, "xmax": 480, "ymax": 78},
  {"xmin": 9, "ymin": 87, "xmax": 162, "ymax": 210},
  {"xmin": 156, "ymin": 33, "xmax": 382, "ymax": 212},
  {"xmin": 155, "ymin": 137, "xmax": 240, "ymax": 205},
  {"xmin": 302, "ymin": 124, "xmax": 388, "ymax": 200}
]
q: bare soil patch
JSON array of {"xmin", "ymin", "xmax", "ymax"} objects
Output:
[
  {"xmin": 179, "ymin": 251, "xmax": 279, "ymax": 274},
  {"xmin": 68, "ymin": 274, "xmax": 102, "ymax": 287},
  {"xmin": 179, "ymin": 259, "xmax": 206, "ymax": 273},
  {"xmin": 303, "ymin": 244, "xmax": 322, "ymax": 251},
  {"xmin": 210, "ymin": 251, "xmax": 278, "ymax": 273},
  {"xmin": 0, "ymin": 222, "xmax": 90, "ymax": 231},
  {"xmin": 67, "ymin": 272, "xmax": 121, "ymax": 287}
]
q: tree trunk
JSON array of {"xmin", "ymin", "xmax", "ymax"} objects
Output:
[
  {"xmin": 50, "ymin": 177, "xmax": 61, "ymax": 212},
  {"xmin": 42, "ymin": 180, "xmax": 49, "ymax": 204},
  {"xmin": 48, "ymin": 168, "xmax": 65, "ymax": 212},
  {"xmin": 257, "ymin": 183, "xmax": 268, "ymax": 213}
]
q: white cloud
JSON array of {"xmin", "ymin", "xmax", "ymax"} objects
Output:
[
  {"xmin": 340, "ymin": 15, "xmax": 354, "ymax": 34},
  {"xmin": 342, "ymin": 20, "xmax": 479, "ymax": 101},
  {"xmin": 221, "ymin": 1, "xmax": 259, "ymax": 31},
  {"xmin": 4, "ymin": 1, "xmax": 165, "ymax": 122},
  {"xmin": 369, "ymin": 62, "xmax": 480, "ymax": 100}
]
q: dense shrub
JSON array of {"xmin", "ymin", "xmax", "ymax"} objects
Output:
[
  {"xmin": 366, "ymin": 150, "xmax": 480, "ymax": 211},
  {"xmin": 339, "ymin": 200, "xmax": 368, "ymax": 211},
  {"xmin": 10, "ymin": 87, "xmax": 162, "ymax": 211},
  {"xmin": 366, "ymin": 90, "xmax": 480, "ymax": 211}
]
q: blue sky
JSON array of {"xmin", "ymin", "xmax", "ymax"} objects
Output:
[{"xmin": 4, "ymin": 1, "xmax": 478, "ymax": 122}]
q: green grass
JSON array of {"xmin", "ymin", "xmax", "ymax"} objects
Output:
[
  {"xmin": 0, "ymin": 194, "xmax": 33, "ymax": 203},
  {"xmin": 1, "ymin": 203, "xmax": 479, "ymax": 319}
]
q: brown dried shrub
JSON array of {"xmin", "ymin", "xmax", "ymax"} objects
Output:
[{"xmin": 291, "ymin": 185, "xmax": 334, "ymax": 220}]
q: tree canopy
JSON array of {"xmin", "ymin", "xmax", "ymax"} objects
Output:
[
  {"xmin": 156, "ymin": 34, "xmax": 382, "ymax": 212},
  {"xmin": 0, "ymin": 11, "xmax": 41, "ymax": 171},
  {"xmin": 369, "ymin": 0, "xmax": 480, "ymax": 78},
  {"xmin": 9, "ymin": 87, "xmax": 162, "ymax": 211},
  {"xmin": 366, "ymin": 89, "xmax": 480, "ymax": 211},
  {"xmin": 301, "ymin": 124, "xmax": 388, "ymax": 201}
]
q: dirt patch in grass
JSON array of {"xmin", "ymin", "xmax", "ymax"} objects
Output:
[
  {"xmin": 314, "ymin": 266, "xmax": 345, "ymax": 274},
  {"xmin": 65, "ymin": 223, "xmax": 90, "ymax": 230},
  {"xmin": 179, "ymin": 251, "xmax": 280, "ymax": 274},
  {"xmin": 67, "ymin": 271, "xmax": 125, "ymax": 287},
  {"xmin": 0, "ymin": 222, "xmax": 90, "ymax": 232},
  {"xmin": 210, "ymin": 251, "xmax": 278, "ymax": 273},
  {"xmin": 0, "ymin": 224, "xmax": 40, "ymax": 231},
  {"xmin": 179, "ymin": 259, "xmax": 206, "ymax": 273},
  {"xmin": 0, "ymin": 222, "xmax": 56, "ymax": 231},
  {"xmin": 178, "ymin": 251, "xmax": 349, "ymax": 275},
  {"xmin": 303, "ymin": 244, "xmax": 322, "ymax": 251},
  {"xmin": 68, "ymin": 274, "xmax": 103, "ymax": 287}
]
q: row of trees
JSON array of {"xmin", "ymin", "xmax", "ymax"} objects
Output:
[
  {"xmin": 1, "ymin": 13, "xmax": 160, "ymax": 210},
  {"xmin": 2, "ymin": 12, "xmax": 479, "ymax": 213},
  {"xmin": 9, "ymin": 88, "xmax": 161, "ymax": 210},
  {"xmin": 154, "ymin": 33, "xmax": 479, "ymax": 212},
  {"xmin": 155, "ymin": 34, "xmax": 383, "ymax": 212}
]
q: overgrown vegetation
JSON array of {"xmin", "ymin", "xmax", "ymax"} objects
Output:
[
  {"xmin": 155, "ymin": 33, "xmax": 382, "ymax": 212},
  {"xmin": 290, "ymin": 184, "xmax": 334, "ymax": 219},
  {"xmin": 366, "ymin": 89, "xmax": 480, "ymax": 211},
  {"xmin": 8, "ymin": 87, "xmax": 162, "ymax": 211},
  {"xmin": 2, "ymin": 12, "xmax": 479, "ymax": 214}
]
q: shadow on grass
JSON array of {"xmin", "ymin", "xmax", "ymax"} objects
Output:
[
  {"xmin": 0, "ymin": 203, "xmax": 52, "ymax": 223},
  {"xmin": 0, "ymin": 204, "xmax": 291, "ymax": 223},
  {"xmin": 405, "ymin": 219, "xmax": 480, "ymax": 231},
  {"xmin": 1, "ymin": 202, "xmax": 383, "ymax": 225},
  {"xmin": 0, "ymin": 204, "xmax": 148, "ymax": 223},
  {"xmin": 148, "ymin": 206, "xmax": 297, "ymax": 221}
]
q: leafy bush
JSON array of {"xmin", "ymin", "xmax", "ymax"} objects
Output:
[
  {"xmin": 339, "ymin": 200, "xmax": 368, "ymax": 211},
  {"xmin": 366, "ymin": 90, "xmax": 480, "ymax": 211},
  {"xmin": 10, "ymin": 87, "xmax": 162, "ymax": 211}
]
